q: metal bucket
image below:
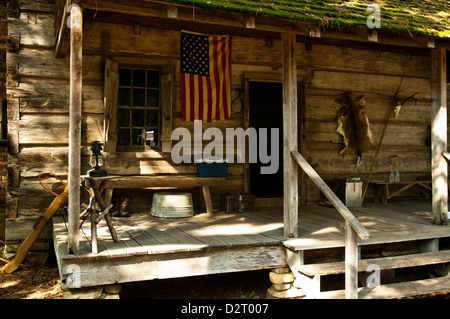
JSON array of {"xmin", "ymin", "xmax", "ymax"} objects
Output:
[
  {"xmin": 337, "ymin": 177, "xmax": 362, "ymax": 208},
  {"xmin": 151, "ymin": 192, "xmax": 194, "ymax": 218}
]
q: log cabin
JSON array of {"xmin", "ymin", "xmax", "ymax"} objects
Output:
[{"xmin": 3, "ymin": 0, "xmax": 450, "ymax": 299}]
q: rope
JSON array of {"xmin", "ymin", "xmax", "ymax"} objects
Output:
[{"xmin": 38, "ymin": 172, "xmax": 67, "ymax": 197}]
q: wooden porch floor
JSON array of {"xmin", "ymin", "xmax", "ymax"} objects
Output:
[{"xmin": 52, "ymin": 199, "xmax": 450, "ymax": 289}]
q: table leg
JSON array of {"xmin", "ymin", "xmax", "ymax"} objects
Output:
[
  {"xmin": 202, "ymin": 186, "xmax": 214, "ymax": 216},
  {"xmin": 373, "ymin": 185, "xmax": 380, "ymax": 203},
  {"xmin": 381, "ymin": 185, "xmax": 388, "ymax": 205},
  {"xmin": 104, "ymin": 188, "xmax": 114, "ymax": 207},
  {"xmin": 90, "ymin": 181, "xmax": 119, "ymax": 242},
  {"xmin": 90, "ymin": 195, "xmax": 98, "ymax": 254}
]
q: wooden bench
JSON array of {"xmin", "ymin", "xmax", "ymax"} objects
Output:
[
  {"xmin": 82, "ymin": 175, "xmax": 226, "ymax": 253},
  {"xmin": 84, "ymin": 175, "xmax": 226, "ymax": 216},
  {"xmin": 371, "ymin": 179, "xmax": 431, "ymax": 204}
]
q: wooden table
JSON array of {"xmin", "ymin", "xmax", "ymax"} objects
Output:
[
  {"xmin": 371, "ymin": 179, "xmax": 431, "ymax": 204},
  {"xmin": 82, "ymin": 175, "xmax": 226, "ymax": 253}
]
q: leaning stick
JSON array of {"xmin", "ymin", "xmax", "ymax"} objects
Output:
[
  {"xmin": 362, "ymin": 111, "xmax": 391, "ymax": 201},
  {"xmin": 1, "ymin": 184, "xmax": 69, "ymax": 273}
]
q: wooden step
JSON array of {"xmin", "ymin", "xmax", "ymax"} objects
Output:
[
  {"xmin": 318, "ymin": 275, "xmax": 450, "ymax": 299},
  {"xmin": 296, "ymin": 250, "xmax": 450, "ymax": 277}
]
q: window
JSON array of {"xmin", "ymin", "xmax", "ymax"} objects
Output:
[{"xmin": 117, "ymin": 67, "xmax": 161, "ymax": 151}]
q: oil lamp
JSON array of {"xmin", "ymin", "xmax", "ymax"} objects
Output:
[{"xmin": 88, "ymin": 141, "xmax": 107, "ymax": 177}]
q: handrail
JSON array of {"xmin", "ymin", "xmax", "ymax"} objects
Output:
[
  {"xmin": 291, "ymin": 151, "xmax": 370, "ymax": 299},
  {"xmin": 443, "ymin": 151, "xmax": 450, "ymax": 162},
  {"xmin": 291, "ymin": 151, "xmax": 370, "ymax": 240}
]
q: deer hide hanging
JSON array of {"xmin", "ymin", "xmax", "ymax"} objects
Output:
[{"xmin": 335, "ymin": 92, "xmax": 373, "ymax": 161}]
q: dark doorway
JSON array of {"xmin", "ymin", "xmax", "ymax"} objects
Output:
[{"xmin": 249, "ymin": 82, "xmax": 283, "ymax": 197}]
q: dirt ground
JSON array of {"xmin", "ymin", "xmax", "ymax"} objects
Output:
[
  {"xmin": 0, "ymin": 262, "xmax": 62, "ymax": 299},
  {"xmin": 0, "ymin": 251, "xmax": 272, "ymax": 299}
]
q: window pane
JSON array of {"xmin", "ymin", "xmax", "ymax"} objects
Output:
[
  {"xmin": 147, "ymin": 89, "xmax": 159, "ymax": 107},
  {"xmin": 118, "ymin": 109, "xmax": 130, "ymax": 127},
  {"xmin": 132, "ymin": 109, "xmax": 145, "ymax": 127},
  {"xmin": 147, "ymin": 109, "xmax": 159, "ymax": 127},
  {"xmin": 133, "ymin": 69, "xmax": 146, "ymax": 87},
  {"xmin": 117, "ymin": 67, "xmax": 161, "ymax": 150},
  {"xmin": 148, "ymin": 71, "xmax": 159, "ymax": 88},
  {"xmin": 118, "ymin": 128, "xmax": 130, "ymax": 146},
  {"xmin": 118, "ymin": 88, "xmax": 131, "ymax": 106},
  {"xmin": 133, "ymin": 89, "xmax": 146, "ymax": 106},
  {"xmin": 132, "ymin": 129, "xmax": 145, "ymax": 146},
  {"xmin": 119, "ymin": 69, "xmax": 131, "ymax": 86}
]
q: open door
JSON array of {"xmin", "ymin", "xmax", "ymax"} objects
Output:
[{"xmin": 248, "ymin": 82, "xmax": 283, "ymax": 197}]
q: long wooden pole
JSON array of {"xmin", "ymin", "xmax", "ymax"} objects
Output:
[
  {"xmin": 430, "ymin": 48, "xmax": 448, "ymax": 225},
  {"xmin": 282, "ymin": 29, "xmax": 298, "ymax": 238},
  {"xmin": 68, "ymin": 4, "xmax": 83, "ymax": 255},
  {"xmin": 361, "ymin": 110, "xmax": 391, "ymax": 201}
]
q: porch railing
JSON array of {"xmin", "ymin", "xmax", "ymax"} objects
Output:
[{"xmin": 291, "ymin": 151, "xmax": 371, "ymax": 299}]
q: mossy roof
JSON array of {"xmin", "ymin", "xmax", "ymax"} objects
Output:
[{"xmin": 158, "ymin": 0, "xmax": 450, "ymax": 38}]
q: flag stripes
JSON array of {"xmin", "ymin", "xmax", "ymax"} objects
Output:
[{"xmin": 181, "ymin": 31, "xmax": 232, "ymax": 122}]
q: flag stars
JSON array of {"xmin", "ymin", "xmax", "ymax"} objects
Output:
[{"xmin": 181, "ymin": 32, "xmax": 210, "ymax": 76}]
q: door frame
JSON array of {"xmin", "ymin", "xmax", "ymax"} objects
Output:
[{"xmin": 243, "ymin": 72, "xmax": 306, "ymax": 203}]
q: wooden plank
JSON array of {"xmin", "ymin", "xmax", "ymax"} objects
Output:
[
  {"xmin": 282, "ymin": 29, "xmax": 298, "ymax": 238},
  {"xmin": 9, "ymin": 12, "xmax": 56, "ymax": 48},
  {"xmin": 58, "ymin": 245, "xmax": 286, "ymax": 289},
  {"xmin": 123, "ymin": 214, "xmax": 201, "ymax": 254},
  {"xmin": 430, "ymin": 48, "xmax": 448, "ymax": 225},
  {"xmin": 163, "ymin": 227, "xmax": 209, "ymax": 250},
  {"xmin": 239, "ymin": 212, "xmax": 284, "ymax": 242},
  {"xmin": 298, "ymin": 250, "xmax": 450, "ymax": 277},
  {"xmin": 169, "ymin": 212, "xmax": 239, "ymax": 247},
  {"xmin": 320, "ymin": 276, "xmax": 450, "ymax": 299},
  {"xmin": 180, "ymin": 213, "xmax": 264, "ymax": 247},
  {"xmin": 100, "ymin": 175, "xmax": 226, "ymax": 189},
  {"xmin": 297, "ymin": 42, "xmax": 430, "ymax": 79},
  {"xmin": 108, "ymin": 221, "xmax": 148, "ymax": 256},
  {"xmin": 193, "ymin": 214, "xmax": 269, "ymax": 247},
  {"xmin": 351, "ymin": 205, "xmax": 431, "ymax": 228}
]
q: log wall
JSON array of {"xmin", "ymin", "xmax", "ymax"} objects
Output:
[
  {"xmin": 299, "ymin": 42, "xmax": 433, "ymax": 201},
  {"xmin": 5, "ymin": 0, "xmax": 443, "ymax": 240}
]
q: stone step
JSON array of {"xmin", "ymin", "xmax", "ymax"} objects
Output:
[
  {"xmin": 318, "ymin": 275, "xmax": 450, "ymax": 299},
  {"xmin": 296, "ymin": 250, "xmax": 450, "ymax": 277}
]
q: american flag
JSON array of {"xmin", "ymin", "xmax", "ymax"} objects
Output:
[{"xmin": 180, "ymin": 31, "xmax": 232, "ymax": 122}]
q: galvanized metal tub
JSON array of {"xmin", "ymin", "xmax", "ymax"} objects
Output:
[{"xmin": 151, "ymin": 192, "xmax": 194, "ymax": 218}]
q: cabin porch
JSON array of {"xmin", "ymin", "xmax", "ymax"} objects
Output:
[{"xmin": 52, "ymin": 198, "xmax": 450, "ymax": 298}]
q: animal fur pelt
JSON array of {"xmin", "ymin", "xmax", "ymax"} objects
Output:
[{"xmin": 335, "ymin": 92, "xmax": 373, "ymax": 163}]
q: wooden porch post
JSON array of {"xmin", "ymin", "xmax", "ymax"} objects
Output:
[
  {"xmin": 430, "ymin": 48, "xmax": 448, "ymax": 225},
  {"xmin": 282, "ymin": 29, "xmax": 298, "ymax": 237},
  {"xmin": 68, "ymin": 4, "xmax": 83, "ymax": 255},
  {"xmin": 345, "ymin": 221, "xmax": 358, "ymax": 299}
]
